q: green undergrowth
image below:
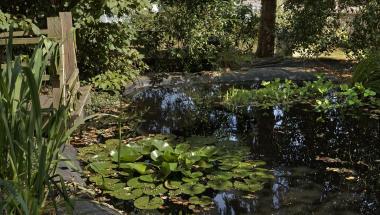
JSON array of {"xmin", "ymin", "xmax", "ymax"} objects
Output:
[
  {"xmin": 224, "ymin": 77, "xmax": 380, "ymax": 114},
  {"xmin": 78, "ymin": 135, "xmax": 274, "ymax": 212}
]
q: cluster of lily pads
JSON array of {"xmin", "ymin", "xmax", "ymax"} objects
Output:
[{"xmin": 78, "ymin": 135, "xmax": 274, "ymax": 212}]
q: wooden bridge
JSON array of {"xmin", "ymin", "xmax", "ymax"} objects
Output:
[{"xmin": 0, "ymin": 12, "xmax": 91, "ymax": 121}]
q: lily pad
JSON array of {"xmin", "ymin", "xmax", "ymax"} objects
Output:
[
  {"xmin": 89, "ymin": 161, "xmax": 116, "ymax": 176},
  {"xmin": 199, "ymin": 146, "xmax": 218, "ymax": 157},
  {"xmin": 139, "ymin": 174, "xmax": 155, "ymax": 183},
  {"xmin": 108, "ymin": 188, "xmax": 143, "ymax": 200},
  {"xmin": 143, "ymin": 184, "xmax": 168, "ymax": 196},
  {"xmin": 164, "ymin": 180, "xmax": 182, "ymax": 190},
  {"xmin": 134, "ymin": 196, "xmax": 164, "ymax": 210},
  {"xmin": 182, "ymin": 183, "xmax": 206, "ymax": 195},
  {"xmin": 207, "ymin": 171, "xmax": 233, "ymax": 180},
  {"xmin": 127, "ymin": 177, "xmax": 152, "ymax": 189},
  {"xmin": 111, "ymin": 146, "xmax": 142, "ymax": 163},
  {"xmin": 152, "ymin": 139, "xmax": 173, "ymax": 152},
  {"xmin": 189, "ymin": 196, "xmax": 213, "ymax": 206},
  {"xmin": 234, "ymin": 181, "xmax": 251, "ymax": 192},
  {"xmin": 163, "ymin": 150, "xmax": 178, "ymax": 162},
  {"xmin": 244, "ymin": 179, "xmax": 265, "ymax": 192},
  {"xmin": 182, "ymin": 177, "xmax": 199, "ymax": 184},
  {"xmin": 232, "ymin": 168, "xmax": 251, "ymax": 178},
  {"xmin": 151, "ymin": 150, "xmax": 163, "ymax": 161},
  {"xmin": 105, "ymin": 139, "xmax": 120, "ymax": 150},
  {"xmin": 250, "ymin": 171, "xmax": 275, "ymax": 181},
  {"xmin": 120, "ymin": 162, "xmax": 148, "ymax": 174},
  {"xmin": 175, "ymin": 143, "xmax": 191, "ymax": 154},
  {"xmin": 182, "ymin": 171, "xmax": 203, "ymax": 178},
  {"xmin": 208, "ymin": 179, "xmax": 233, "ymax": 191}
]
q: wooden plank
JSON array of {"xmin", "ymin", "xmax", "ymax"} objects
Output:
[
  {"xmin": 0, "ymin": 37, "xmax": 41, "ymax": 45},
  {"xmin": 66, "ymin": 68, "xmax": 79, "ymax": 90},
  {"xmin": 70, "ymin": 85, "xmax": 92, "ymax": 124},
  {"xmin": 0, "ymin": 29, "xmax": 48, "ymax": 38},
  {"xmin": 60, "ymin": 12, "xmax": 77, "ymax": 82}
]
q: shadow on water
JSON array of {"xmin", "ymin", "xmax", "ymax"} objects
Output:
[{"xmin": 126, "ymin": 83, "xmax": 380, "ymax": 214}]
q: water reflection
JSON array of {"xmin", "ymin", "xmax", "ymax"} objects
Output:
[{"xmin": 129, "ymin": 85, "xmax": 380, "ymax": 214}]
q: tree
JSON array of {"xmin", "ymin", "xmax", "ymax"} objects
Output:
[{"xmin": 256, "ymin": 0, "xmax": 277, "ymax": 57}]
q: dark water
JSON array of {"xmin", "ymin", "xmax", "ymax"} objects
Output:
[{"xmin": 127, "ymin": 83, "xmax": 380, "ymax": 215}]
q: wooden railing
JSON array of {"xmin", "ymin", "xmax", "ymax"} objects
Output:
[{"xmin": 0, "ymin": 12, "xmax": 90, "ymax": 120}]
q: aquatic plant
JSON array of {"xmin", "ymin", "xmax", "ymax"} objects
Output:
[
  {"xmin": 224, "ymin": 77, "xmax": 379, "ymax": 113},
  {"xmin": 352, "ymin": 50, "xmax": 380, "ymax": 95},
  {"xmin": 78, "ymin": 135, "xmax": 274, "ymax": 212}
]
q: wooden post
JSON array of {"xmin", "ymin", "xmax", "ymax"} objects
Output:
[{"xmin": 47, "ymin": 16, "xmax": 64, "ymax": 108}]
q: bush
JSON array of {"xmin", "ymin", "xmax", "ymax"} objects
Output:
[{"xmin": 352, "ymin": 51, "xmax": 380, "ymax": 95}]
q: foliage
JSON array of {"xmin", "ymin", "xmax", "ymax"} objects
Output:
[
  {"xmin": 78, "ymin": 135, "xmax": 274, "ymax": 212},
  {"xmin": 224, "ymin": 77, "xmax": 379, "ymax": 112},
  {"xmin": 1, "ymin": 1, "xmax": 150, "ymax": 91},
  {"xmin": 352, "ymin": 51, "xmax": 380, "ymax": 95},
  {"xmin": 135, "ymin": 0, "xmax": 259, "ymax": 73},
  {"xmin": 0, "ymin": 31, "xmax": 79, "ymax": 214},
  {"xmin": 279, "ymin": 0, "xmax": 380, "ymax": 57}
]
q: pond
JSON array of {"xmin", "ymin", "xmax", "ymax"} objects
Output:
[{"xmin": 127, "ymin": 82, "xmax": 380, "ymax": 214}]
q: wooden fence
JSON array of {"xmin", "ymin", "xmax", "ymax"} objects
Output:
[{"xmin": 0, "ymin": 12, "xmax": 90, "ymax": 120}]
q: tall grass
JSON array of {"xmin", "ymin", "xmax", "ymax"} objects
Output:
[{"xmin": 0, "ymin": 26, "xmax": 78, "ymax": 214}]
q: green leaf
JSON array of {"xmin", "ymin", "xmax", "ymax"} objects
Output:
[
  {"xmin": 182, "ymin": 183, "xmax": 206, "ymax": 195},
  {"xmin": 152, "ymin": 139, "xmax": 173, "ymax": 152},
  {"xmin": 107, "ymin": 188, "xmax": 143, "ymax": 200},
  {"xmin": 139, "ymin": 174, "xmax": 155, "ymax": 183},
  {"xmin": 120, "ymin": 163, "xmax": 148, "ymax": 174},
  {"xmin": 142, "ymin": 184, "xmax": 168, "ymax": 196},
  {"xmin": 111, "ymin": 146, "xmax": 142, "ymax": 163},
  {"xmin": 127, "ymin": 177, "xmax": 152, "ymax": 189},
  {"xmin": 89, "ymin": 161, "xmax": 116, "ymax": 176},
  {"xmin": 134, "ymin": 196, "xmax": 164, "ymax": 210},
  {"xmin": 164, "ymin": 180, "xmax": 182, "ymax": 190},
  {"xmin": 151, "ymin": 150, "xmax": 162, "ymax": 161},
  {"xmin": 189, "ymin": 196, "xmax": 213, "ymax": 206},
  {"xmin": 174, "ymin": 143, "xmax": 191, "ymax": 154},
  {"xmin": 208, "ymin": 179, "xmax": 233, "ymax": 191}
]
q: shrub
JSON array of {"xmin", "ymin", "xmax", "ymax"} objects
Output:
[{"xmin": 352, "ymin": 51, "xmax": 380, "ymax": 95}]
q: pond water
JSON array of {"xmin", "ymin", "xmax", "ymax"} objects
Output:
[{"xmin": 127, "ymin": 83, "xmax": 380, "ymax": 215}]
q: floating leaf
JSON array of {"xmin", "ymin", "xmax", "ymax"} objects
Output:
[
  {"xmin": 196, "ymin": 160, "xmax": 213, "ymax": 169},
  {"xmin": 199, "ymin": 146, "xmax": 218, "ymax": 157},
  {"xmin": 164, "ymin": 180, "xmax": 182, "ymax": 190},
  {"xmin": 89, "ymin": 161, "xmax": 116, "ymax": 176},
  {"xmin": 182, "ymin": 171, "xmax": 203, "ymax": 179},
  {"xmin": 120, "ymin": 162, "xmax": 148, "ymax": 174},
  {"xmin": 139, "ymin": 174, "xmax": 155, "ymax": 183},
  {"xmin": 250, "ymin": 171, "xmax": 275, "ymax": 181},
  {"xmin": 233, "ymin": 168, "xmax": 251, "ymax": 178},
  {"xmin": 234, "ymin": 181, "xmax": 251, "ymax": 192},
  {"xmin": 189, "ymin": 196, "xmax": 213, "ymax": 206},
  {"xmin": 207, "ymin": 171, "xmax": 233, "ymax": 180},
  {"xmin": 182, "ymin": 177, "xmax": 199, "ymax": 184},
  {"xmin": 128, "ymin": 143, "xmax": 153, "ymax": 155},
  {"xmin": 175, "ymin": 143, "xmax": 191, "ymax": 154},
  {"xmin": 163, "ymin": 150, "xmax": 178, "ymax": 162},
  {"xmin": 152, "ymin": 139, "xmax": 173, "ymax": 152},
  {"xmin": 182, "ymin": 183, "xmax": 206, "ymax": 195},
  {"xmin": 143, "ymin": 184, "xmax": 168, "ymax": 196},
  {"xmin": 208, "ymin": 179, "xmax": 233, "ymax": 191},
  {"xmin": 151, "ymin": 150, "xmax": 162, "ymax": 161},
  {"xmin": 134, "ymin": 196, "xmax": 164, "ymax": 210},
  {"xmin": 111, "ymin": 146, "xmax": 142, "ymax": 163},
  {"xmin": 127, "ymin": 177, "xmax": 152, "ymax": 189},
  {"xmin": 108, "ymin": 188, "xmax": 143, "ymax": 200},
  {"xmin": 243, "ymin": 179, "xmax": 264, "ymax": 192}
]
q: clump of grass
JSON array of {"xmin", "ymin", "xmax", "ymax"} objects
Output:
[{"xmin": 0, "ymin": 26, "xmax": 80, "ymax": 214}]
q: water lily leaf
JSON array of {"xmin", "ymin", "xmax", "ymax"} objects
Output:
[
  {"xmin": 143, "ymin": 184, "xmax": 168, "ymax": 196},
  {"xmin": 182, "ymin": 177, "xmax": 199, "ymax": 184},
  {"xmin": 251, "ymin": 160, "xmax": 267, "ymax": 167},
  {"xmin": 250, "ymin": 171, "xmax": 275, "ymax": 181},
  {"xmin": 134, "ymin": 196, "xmax": 164, "ymax": 210},
  {"xmin": 168, "ymin": 189, "xmax": 183, "ymax": 197},
  {"xmin": 189, "ymin": 196, "xmax": 213, "ymax": 206},
  {"xmin": 111, "ymin": 146, "xmax": 142, "ymax": 163},
  {"xmin": 120, "ymin": 163, "xmax": 148, "ymax": 174},
  {"xmin": 89, "ymin": 161, "xmax": 116, "ymax": 176},
  {"xmin": 233, "ymin": 168, "xmax": 251, "ymax": 178},
  {"xmin": 182, "ymin": 171, "xmax": 203, "ymax": 178},
  {"xmin": 208, "ymin": 179, "xmax": 233, "ymax": 191},
  {"xmin": 207, "ymin": 171, "xmax": 233, "ymax": 180},
  {"xmin": 151, "ymin": 150, "xmax": 162, "ymax": 161},
  {"xmin": 234, "ymin": 181, "xmax": 251, "ymax": 192},
  {"xmin": 139, "ymin": 174, "xmax": 155, "ymax": 183},
  {"xmin": 163, "ymin": 150, "xmax": 178, "ymax": 162},
  {"xmin": 108, "ymin": 188, "xmax": 143, "ymax": 200},
  {"xmin": 175, "ymin": 143, "xmax": 191, "ymax": 154},
  {"xmin": 78, "ymin": 144, "xmax": 105, "ymax": 161},
  {"xmin": 182, "ymin": 183, "xmax": 206, "ymax": 195},
  {"xmin": 160, "ymin": 162, "xmax": 172, "ymax": 179},
  {"xmin": 127, "ymin": 177, "xmax": 152, "ymax": 189},
  {"xmin": 126, "ymin": 143, "xmax": 153, "ymax": 155},
  {"xmin": 164, "ymin": 180, "xmax": 182, "ymax": 190},
  {"xmin": 104, "ymin": 182, "xmax": 125, "ymax": 191},
  {"xmin": 244, "ymin": 179, "xmax": 264, "ymax": 192},
  {"xmin": 196, "ymin": 160, "xmax": 213, "ymax": 169},
  {"xmin": 152, "ymin": 139, "xmax": 173, "ymax": 152},
  {"xmin": 199, "ymin": 146, "xmax": 218, "ymax": 157},
  {"xmin": 89, "ymin": 176, "xmax": 123, "ymax": 190}
]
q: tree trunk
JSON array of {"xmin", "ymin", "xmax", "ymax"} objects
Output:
[{"xmin": 256, "ymin": 0, "xmax": 277, "ymax": 58}]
